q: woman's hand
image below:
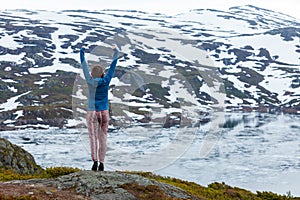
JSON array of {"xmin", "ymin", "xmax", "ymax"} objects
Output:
[
  {"xmin": 111, "ymin": 44, "xmax": 119, "ymax": 61},
  {"xmin": 81, "ymin": 45, "xmax": 88, "ymax": 52},
  {"xmin": 80, "ymin": 46, "xmax": 87, "ymax": 63},
  {"xmin": 111, "ymin": 44, "xmax": 119, "ymax": 51}
]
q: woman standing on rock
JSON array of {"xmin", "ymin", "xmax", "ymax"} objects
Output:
[{"xmin": 80, "ymin": 45, "xmax": 118, "ymax": 171}]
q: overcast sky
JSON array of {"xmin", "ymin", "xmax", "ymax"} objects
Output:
[{"xmin": 1, "ymin": 0, "xmax": 300, "ymax": 20}]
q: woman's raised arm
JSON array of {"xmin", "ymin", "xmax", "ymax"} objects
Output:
[
  {"xmin": 104, "ymin": 45, "xmax": 119, "ymax": 81},
  {"xmin": 80, "ymin": 47, "xmax": 93, "ymax": 83}
]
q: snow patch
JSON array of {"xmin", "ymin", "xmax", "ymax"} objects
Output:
[
  {"xmin": 34, "ymin": 79, "xmax": 47, "ymax": 85},
  {"xmin": 0, "ymin": 52, "xmax": 26, "ymax": 64},
  {"xmin": 14, "ymin": 110, "xmax": 24, "ymax": 119},
  {"xmin": 41, "ymin": 95, "xmax": 48, "ymax": 99},
  {"xmin": 65, "ymin": 119, "xmax": 81, "ymax": 127},
  {"xmin": 1, "ymin": 79, "xmax": 17, "ymax": 83},
  {"xmin": 7, "ymin": 86, "xmax": 17, "ymax": 92},
  {"xmin": 0, "ymin": 91, "xmax": 30, "ymax": 112},
  {"xmin": 4, "ymin": 67, "xmax": 12, "ymax": 71},
  {"xmin": 123, "ymin": 110, "xmax": 144, "ymax": 120},
  {"xmin": 110, "ymin": 77, "xmax": 131, "ymax": 86},
  {"xmin": 0, "ymin": 33, "xmax": 23, "ymax": 49}
]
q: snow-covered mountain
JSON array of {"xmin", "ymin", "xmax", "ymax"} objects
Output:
[{"xmin": 0, "ymin": 5, "xmax": 299, "ymax": 130}]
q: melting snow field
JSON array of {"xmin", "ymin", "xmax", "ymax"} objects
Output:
[
  {"xmin": 0, "ymin": 112, "xmax": 299, "ymax": 196},
  {"xmin": 228, "ymin": 34, "xmax": 300, "ymax": 65}
]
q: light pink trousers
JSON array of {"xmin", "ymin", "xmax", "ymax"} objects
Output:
[{"xmin": 86, "ymin": 110, "xmax": 109, "ymax": 162}]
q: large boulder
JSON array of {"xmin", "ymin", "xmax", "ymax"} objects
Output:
[
  {"xmin": 54, "ymin": 170, "xmax": 197, "ymax": 199},
  {"xmin": 0, "ymin": 138, "xmax": 43, "ymax": 174}
]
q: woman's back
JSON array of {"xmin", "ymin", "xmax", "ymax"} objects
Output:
[{"xmin": 80, "ymin": 46, "xmax": 118, "ymax": 111}]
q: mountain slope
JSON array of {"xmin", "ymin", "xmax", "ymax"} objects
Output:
[{"xmin": 0, "ymin": 5, "xmax": 299, "ymax": 130}]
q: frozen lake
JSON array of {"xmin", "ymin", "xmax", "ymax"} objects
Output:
[{"xmin": 1, "ymin": 112, "xmax": 299, "ymax": 196}]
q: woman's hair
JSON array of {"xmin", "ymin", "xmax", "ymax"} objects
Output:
[{"xmin": 91, "ymin": 65, "xmax": 104, "ymax": 78}]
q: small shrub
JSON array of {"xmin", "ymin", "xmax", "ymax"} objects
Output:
[
  {"xmin": 42, "ymin": 167, "xmax": 80, "ymax": 178},
  {"xmin": 0, "ymin": 168, "xmax": 39, "ymax": 182},
  {"xmin": 257, "ymin": 191, "xmax": 298, "ymax": 200}
]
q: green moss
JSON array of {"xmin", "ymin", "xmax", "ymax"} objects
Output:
[
  {"xmin": 257, "ymin": 191, "xmax": 297, "ymax": 200},
  {"xmin": 0, "ymin": 193, "xmax": 38, "ymax": 200},
  {"xmin": 0, "ymin": 168, "xmax": 39, "ymax": 181},
  {"xmin": 0, "ymin": 167, "xmax": 80, "ymax": 182},
  {"xmin": 42, "ymin": 167, "xmax": 80, "ymax": 178},
  {"xmin": 125, "ymin": 171, "xmax": 300, "ymax": 200}
]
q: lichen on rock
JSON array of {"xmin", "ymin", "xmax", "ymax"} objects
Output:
[{"xmin": 0, "ymin": 137, "xmax": 43, "ymax": 174}]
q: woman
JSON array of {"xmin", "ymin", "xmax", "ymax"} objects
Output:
[{"xmin": 80, "ymin": 45, "xmax": 118, "ymax": 171}]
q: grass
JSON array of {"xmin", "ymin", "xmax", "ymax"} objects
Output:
[
  {"xmin": 125, "ymin": 171, "xmax": 300, "ymax": 200},
  {"xmin": 0, "ymin": 167, "xmax": 80, "ymax": 182}
]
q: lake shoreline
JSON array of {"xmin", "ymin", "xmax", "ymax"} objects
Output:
[{"xmin": 1, "ymin": 112, "xmax": 299, "ymax": 196}]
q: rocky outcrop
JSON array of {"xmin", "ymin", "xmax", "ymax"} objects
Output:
[
  {"xmin": 0, "ymin": 138, "xmax": 43, "ymax": 174},
  {"xmin": 3, "ymin": 170, "xmax": 198, "ymax": 200}
]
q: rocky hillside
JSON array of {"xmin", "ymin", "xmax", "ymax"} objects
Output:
[
  {"xmin": 3, "ymin": 170, "xmax": 300, "ymax": 200},
  {"xmin": 0, "ymin": 5, "xmax": 299, "ymax": 130}
]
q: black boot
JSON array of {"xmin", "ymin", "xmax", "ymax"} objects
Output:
[
  {"xmin": 98, "ymin": 162, "xmax": 104, "ymax": 171},
  {"xmin": 92, "ymin": 161, "xmax": 98, "ymax": 171}
]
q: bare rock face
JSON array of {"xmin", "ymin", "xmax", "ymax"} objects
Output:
[
  {"xmin": 0, "ymin": 137, "xmax": 43, "ymax": 174},
  {"xmin": 54, "ymin": 170, "xmax": 198, "ymax": 199},
  {"xmin": 4, "ymin": 170, "xmax": 199, "ymax": 200}
]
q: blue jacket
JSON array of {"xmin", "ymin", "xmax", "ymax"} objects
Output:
[{"xmin": 80, "ymin": 47, "xmax": 118, "ymax": 111}]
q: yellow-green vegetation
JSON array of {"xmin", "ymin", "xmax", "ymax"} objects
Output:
[
  {"xmin": 121, "ymin": 182, "xmax": 179, "ymax": 200},
  {"xmin": 0, "ymin": 193, "xmax": 38, "ymax": 200},
  {"xmin": 126, "ymin": 171, "xmax": 300, "ymax": 200},
  {"xmin": 1, "ymin": 168, "xmax": 299, "ymax": 200},
  {"xmin": 42, "ymin": 167, "xmax": 81, "ymax": 178},
  {"xmin": 0, "ymin": 167, "xmax": 80, "ymax": 182}
]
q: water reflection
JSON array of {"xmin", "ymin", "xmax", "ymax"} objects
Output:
[{"xmin": 220, "ymin": 112, "xmax": 282, "ymax": 129}]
